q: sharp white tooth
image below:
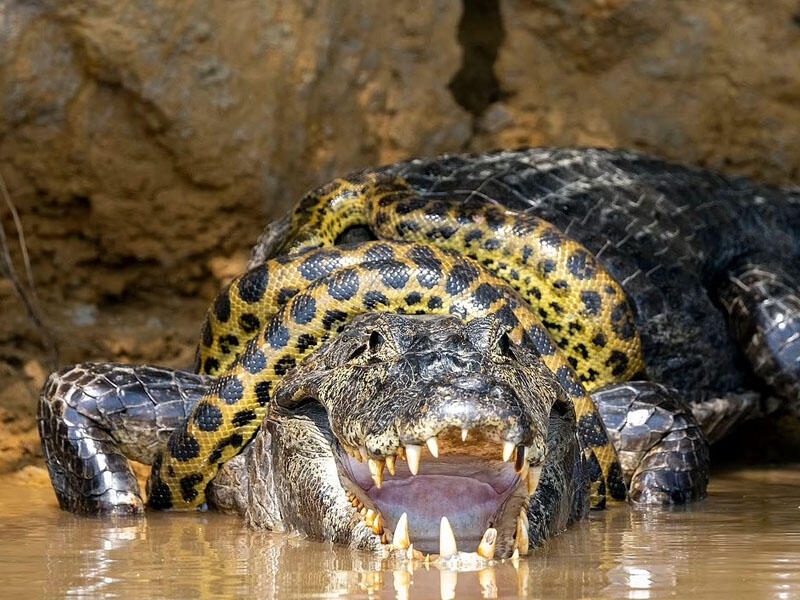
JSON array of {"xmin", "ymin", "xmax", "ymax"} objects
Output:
[
  {"xmin": 365, "ymin": 508, "xmax": 376, "ymax": 527},
  {"xmin": 478, "ymin": 568, "xmax": 498, "ymax": 598},
  {"xmin": 386, "ymin": 455, "xmax": 397, "ymax": 476},
  {"xmin": 511, "ymin": 548, "xmax": 520, "ymax": 561},
  {"xmin": 440, "ymin": 570, "xmax": 458, "ymax": 600},
  {"xmin": 439, "ymin": 516, "xmax": 458, "ymax": 559},
  {"xmin": 527, "ymin": 465, "xmax": 542, "ymax": 495},
  {"xmin": 515, "ymin": 508, "xmax": 530, "ymax": 556},
  {"xmin": 426, "ymin": 436, "xmax": 439, "ymax": 458},
  {"xmin": 373, "ymin": 512, "xmax": 384, "ymax": 535},
  {"xmin": 461, "ymin": 428, "xmax": 468, "ymax": 442},
  {"xmin": 476, "ymin": 527, "xmax": 497, "ymax": 560},
  {"xmin": 406, "ymin": 543, "xmax": 416, "ymax": 560},
  {"xmin": 359, "ymin": 446, "xmax": 370, "ymax": 462},
  {"xmin": 502, "ymin": 440, "xmax": 516, "ymax": 462},
  {"xmin": 405, "ymin": 444, "xmax": 422, "ymax": 475},
  {"xmin": 368, "ymin": 458, "xmax": 385, "ymax": 488},
  {"xmin": 392, "ymin": 512, "xmax": 410, "ymax": 551}
]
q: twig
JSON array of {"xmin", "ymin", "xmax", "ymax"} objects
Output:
[{"xmin": 0, "ymin": 173, "xmax": 59, "ymax": 368}]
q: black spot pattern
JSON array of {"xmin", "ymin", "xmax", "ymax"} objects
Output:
[
  {"xmin": 266, "ymin": 321, "xmax": 290, "ymax": 349},
  {"xmin": 495, "ymin": 304, "xmax": 520, "ymax": 329},
  {"xmin": 180, "ymin": 473, "xmax": 204, "ymax": 503},
  {"xmin": 539, "ymin": 229, "xmax": 562, "ymax": 249},
  {"xmin": 445, "ymin": 262, "xmax": 480, "ymax": 296},
  {"xmin": 364, "ymin": 290, "xmax": 390, "ymax": 309},
  {"xmin": 218, "ymin": 376, "xmax": 244, "ymax": 405},
  {"xmin": 592, "ymin": 332, "xmax": 607, "ymax": 348},
  {"xmin": 405, "ymin": 291, "xmax": 422, "ymax": 306},
  {"xmin": 218, "ymin": 334, "xmax": 239, "ymax": 354},
  {"xmin": 566, "ymin": 250, "xmax": 595, "ymax": 280},
  {"xmin": 214, "ymin": 292, "xmax": 231, "ymax": 323},
  {"xmin": 585, "ymin": 452, "xmax": 606, "ymax": 509},
  {"xmin": 255, "ymin": 381, "xmax": 272, "ymax": 406},
  {"xmin": 378, "ymin": 260, "xmax": 411, "ymax": 289},
  {"xmin": 327, "ymin": 268, "xmax": 360, "ymax": 301},
  {"xmin": 290, "ymin": 294, "xmax": 317, "ymax": 325},
  {"xmin": 295, "ymin": 333, "xmax": 318, "ymax": 353},
  {"xmin": 409, "ymin": 246, "xmax": 443, "ymax": 288},
  {"xmin": 428, "ymin": 296, "xmax": 443, "ymax": 310},
  {"xmin": 524, "ymin": 325, "xmax": 556, "ymax": 355},
  {"xmin": 607, "ymin": 461, "xmax": 627, "ymax": 501},
  {"xmin": 203, "ymin": 357, "xmax": 220, "ymax": 374},
  {"xmin": 298, "ymin": 250, "xmax": 343, "ymax": 280},
  {"xmin": 582, "ymin": 368, "xmax": 600, "ymax": 383},
  {"xmin": 486, "ymin": 210, "xmax": 506, "ymax": 231},
  {"xmin": 395, "ymin": 220, "xmax": 421, "ymax": 236},
  {"xmin": 580, "ymin": 291, "xmax": 603, "ymax": 316},
  {"xmin": 426, "ymin": 226, "xmax": 457, "ymax": 240},
  {"xmin": 277, "ymin": 287, "xmax": 300, "ymax": 305},
  {"xmin": 483, "ymin": 239, "xmax": 501, "ymax": 251},
  {"xmin": 239, "ymin": 313, "xmax": 261, "ymax": 334},
  {"xmin": 147, "ymin": 464, "xmax": 173, "ymax": 509},
  {"xmin": 553, "ymin": 279, "xmax": 570, "ymax": 292},
  {"xmin": 167, "ymin": 426, "xmax": 201, "ymax": 461},
  {"xmin": 473, "ymin": 282, "xmax": 503, "ymax": 309},
  {"xmin": 606, "ymin": 350, "xmax": 630, "ymax": 377},
  {"xmin": 242, "ymin": 347, "xmax": 267, "ymax": 374},
  {"xmin": 274, "ymin": 356, "xmax": 297, "ymax": 376},
  {"xmin": 193, "ymin": 401, "xmax": 224, "ymax": 432},
  {"xmin": 573, "ymin": 342, "xmax": 589, "ymax": 360},
  {"xmin": 201, "ymin": 320, "xmax": 213, "ymax": 347},
  {"xmin": 322, "ymin": 309, "xmax": 348, "ymax": 331},
  {"xmin": 238, "ymin": 265, "xmax": 269, "ymax": 303},
  {"xmin": 556, "ymin": 365, "xmax": 586, "ymax": 398},
  {"xmin": 464, "ymin": 229, "xmax": 483, "ymax": 243},
  {"xmin": 578, "ymin": 412, "xmax": 609, "ymax": 448},
  {"xmin": 393, "ymin": 195, "xmax": 428, "ymax": 215},
  {"xmin": 537, "ymin": 259, "xmax": 556, "ymax": 277},
  {"xmin": 232, "ymin": 408, "xmax": 257, "ymax": 428}
]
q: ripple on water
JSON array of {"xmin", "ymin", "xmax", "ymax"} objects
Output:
[{"xmin": 1, "ymin": 466, "xmax": 799, "ymax": 599}]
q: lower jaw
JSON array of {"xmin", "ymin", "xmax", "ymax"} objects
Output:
[{"xmin": 370, "ymin": 475, "xmax": 512, "ymax": 553}]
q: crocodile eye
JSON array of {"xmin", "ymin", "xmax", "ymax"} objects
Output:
[{"xmin": 368, "ymin": 331, "xmax": 385, "ymax": 352}]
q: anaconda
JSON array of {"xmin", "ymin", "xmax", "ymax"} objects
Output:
[{"xmin": 39, "ymin": 148, "xmax": 800, "ymax": 561}]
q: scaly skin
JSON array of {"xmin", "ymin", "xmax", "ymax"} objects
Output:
[
  {"xmin": 148, "ymin": 241, "xmax": 625, "ymax": 510},
  {"xmin": 278, "ymin": 173, "xmax": 645, "ymax": 386},
  {"xmin": 41, "ymin": 147, "xmax": 800, "ymax": 557}
]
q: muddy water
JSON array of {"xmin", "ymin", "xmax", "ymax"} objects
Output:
[{"xmin": 1, "ymin": 467, "xmax": 799, "ymax": 600}]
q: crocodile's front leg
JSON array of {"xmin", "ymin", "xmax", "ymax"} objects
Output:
[
  {"xmin": 38, "ymin": 364, "xmax": 209, "ymax": 514},
  {"xmin": 592, "ymin": 381, "xmax": 710, "ymax": 504}
]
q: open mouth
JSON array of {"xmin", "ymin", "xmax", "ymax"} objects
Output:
[{"xmin": 337, "ymin": 427, "xmax": 543, "ymax": 560}]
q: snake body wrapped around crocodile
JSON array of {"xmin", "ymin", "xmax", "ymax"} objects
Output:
[{"xmin": 39, "ymin": 148, "xmax": 800, "ymax": 560}]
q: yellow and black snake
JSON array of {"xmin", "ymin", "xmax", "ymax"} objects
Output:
[{"xmin": 147, "ymin": 172, "xmax": 645, "ymax": 510}]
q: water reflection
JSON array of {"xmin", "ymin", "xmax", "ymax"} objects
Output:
[{"xmin": 1, "ymin": 467, "xmax": 799, "ymax": 599}]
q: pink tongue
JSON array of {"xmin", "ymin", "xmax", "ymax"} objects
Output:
[{"xmin": 369, "ymin": 475, "xmax": 501, "ymax": 551}]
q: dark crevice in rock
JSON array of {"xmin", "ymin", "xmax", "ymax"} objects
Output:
[{"xmin": 448, "ymin": 0, "xmax": 508, "ymax": 119}]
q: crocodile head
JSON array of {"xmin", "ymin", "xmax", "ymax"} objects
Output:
[{"xmin": 210, "ymin": 313, "xmax": 587, "ymax": 561}]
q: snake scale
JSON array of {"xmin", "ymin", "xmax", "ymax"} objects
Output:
[{"xmin": 147, "ymin": 172, "xmax": 643, "ymax": 511}]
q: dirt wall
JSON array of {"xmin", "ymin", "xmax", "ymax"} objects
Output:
[{"xmin": 2, "ymin": 0, "xmax": 800, "ymax": 471}]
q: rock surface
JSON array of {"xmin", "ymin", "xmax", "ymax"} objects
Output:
[{"xmin": 1, "ymin": 0, "xmax": 799, "ymax": 470}]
